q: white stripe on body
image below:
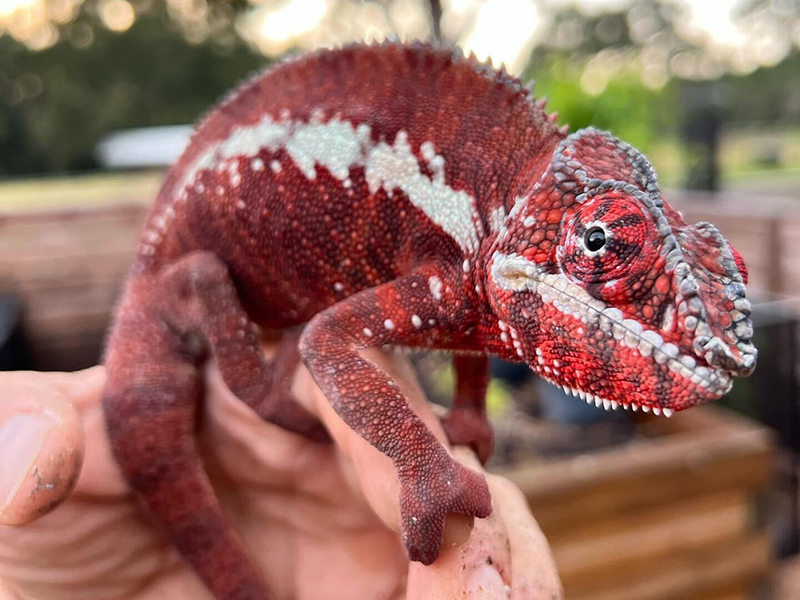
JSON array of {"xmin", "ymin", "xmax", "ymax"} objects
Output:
[{"xmin": 138, "ymin": 112, "xmax": 483, "ymax": 261}]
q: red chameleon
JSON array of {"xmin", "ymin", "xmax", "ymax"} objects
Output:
[{"xmin": 102, "ymin": 41, "xmax": 757, "ymax": 599}]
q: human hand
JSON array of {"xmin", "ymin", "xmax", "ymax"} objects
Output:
[{"xmin": 0, "ymin": 346, "xmax": 562, "ymax": 600}]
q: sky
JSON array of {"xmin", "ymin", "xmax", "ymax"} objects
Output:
[
  {"xmin": 1, "ymin": 0, "xmax": 796, "ymax": 77},
  {"xmin": 0, "ymin": 0, "xmax": 750, "ymax": 41},
  {"xmin": 237, "ymin": 0, "xmax": 794, "ymax": 74}
]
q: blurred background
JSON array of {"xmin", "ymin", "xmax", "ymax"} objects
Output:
[{"xmin": 1, "ymin": 0, "xmax": 799, "ymax": 598}]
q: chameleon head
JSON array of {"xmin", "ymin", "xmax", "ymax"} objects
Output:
[{"xmin": 485, "ymin": 128, "xmax": 757, "ymax": 415}]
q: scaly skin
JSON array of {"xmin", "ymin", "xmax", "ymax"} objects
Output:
[{"xmin": 102, "ymin": 41, "xmax": 757, "ymax": 600}]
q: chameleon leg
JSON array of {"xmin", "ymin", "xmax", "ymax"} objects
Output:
[
  {"xmin": 298, "ymin": 269, "xmax": 492, "ymax": 565},
  {"xmin": 441, "ymin": 354, "xmax": 495, "ymax": 465},
  {"xmin": 154, "ymin": 251, "xmax": 329, "ymax": 442},
  {"xmin": 103, "ymin": 285, "xmax": 271, "ymax": 600}
]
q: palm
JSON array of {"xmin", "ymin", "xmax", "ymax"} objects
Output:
[{"xmin": 0, "ymin": 349, "xmax": 562, "ymax": 600}]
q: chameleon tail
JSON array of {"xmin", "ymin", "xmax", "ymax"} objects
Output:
[{"xmin": 102, "ymin": 291, "xmax": 271, "ymax": 600}]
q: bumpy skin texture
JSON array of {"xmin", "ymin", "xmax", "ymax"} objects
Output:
[{"xmin": 102, "ymin": 41, "xmax": 757, "ymax": 600}]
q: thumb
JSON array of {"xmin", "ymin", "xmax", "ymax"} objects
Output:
[{"xmin": 0, "ymin": 372, "xmax": 84, "ymax": 526}]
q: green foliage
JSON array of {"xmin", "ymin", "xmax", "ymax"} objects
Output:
[
  {"xmin": 523, "ymin": 56, "xmax": 679, "ymax": 153},
  {"xmin": 0, "ymin": 5, "xmax": 266, "ymax": 175}
]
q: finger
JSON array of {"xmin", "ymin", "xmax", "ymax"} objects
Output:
[
  {"xmin": 0, "ymin": 372, "xmax": 85, "ymax": 526},
  {"xmin": 0, "ymin": 580, "xmax": 21, "ymax": 600},
  {"xmin": 1, "ymin": 367, "xmax": 127, "ymax": 499},
  {"xmin": 490, "ymin": 475, "xmax": 563, "ymax": 600},
  {"xmin": 19, "ymin": 366, "xmax": 107, "ymax": 412},
  {"xmin": 200, "ymin": 358, "xmax": 338, "ymax": 490}
]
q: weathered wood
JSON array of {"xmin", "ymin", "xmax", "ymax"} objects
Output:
[
  {"xmin": 551, "ymin": 491, "xmax": 749, "ymax": 576},
  {"xmin": 494, "ymin": 408, "xmax": 774, "ymax": 600},
  {"xmin": 570, "ymin": 533, "xmax": 770, "ymax": 600},
  {"xmin": 496, "ymin": 408, "xmax": 774, "ymax": 534},
  {"xmin": 0, "ymin": 202, "xmax": 146, "ymax": 370}
]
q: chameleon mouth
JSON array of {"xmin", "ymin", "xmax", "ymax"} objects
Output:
[
  {"xmin": 529, "ymin": 271, "xmax": 736, "ymax": 392},
  {"xmin": 541, "ymin": 374, "xmax": 678, "ymax": 416},
  {"xmin": 595, "ymin": 307, "xmax": 735, "ymax": 397},
  {"xmin": 536, "ymin": 352, "xmax": 732, "ymax": 417}
]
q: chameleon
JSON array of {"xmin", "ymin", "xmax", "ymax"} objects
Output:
[{"xmin": 101, "ymin": 40, "xmax": 757, "ymax": 599}]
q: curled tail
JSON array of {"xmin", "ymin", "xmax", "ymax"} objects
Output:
[{"xmin": 102, "ymin": 278, "xmax": 272, "ymax": 600}]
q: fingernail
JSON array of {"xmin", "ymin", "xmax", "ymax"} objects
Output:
[
  {"xmin": 466, "ymin": 563, "xmax": 509, "ymax": 599},
  {"xmin": 442, "ymin": 513, "xmax": 474, "ymax": 549},
  {"xmin": 0, "ymin": 412, "xmax": 58, "ymax": 514}
]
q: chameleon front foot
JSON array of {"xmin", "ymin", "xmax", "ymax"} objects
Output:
[
  {"xmin": 399, "ymin": 455, "xmax": 492, "ymax": 565},
  {"xmin": 440, "ymin": 408, "xmax": 495, "ymax": 465},
  {"xmin": 256, "ymin": 391, "xmax": 331, "ymax": 443}
]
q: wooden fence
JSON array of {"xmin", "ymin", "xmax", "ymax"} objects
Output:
[
  {"xmin": 674, "ymin": 190, "xmax": 800, "ymax": 298},
  {"xmin": 0, "ymin": 205, "xmax": 144, "ymax": 370},
  {"xmin": 499, "ymin": 407, "xmax": 774, "ymax": 600},
  {"xmin": 0, "ymin": 188, "xmax": 797, "ymax": 370}
]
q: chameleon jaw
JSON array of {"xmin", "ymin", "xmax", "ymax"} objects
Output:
[
  {"xmin": 491, "ymin": 252, "xmax": 740, "ymax": 409},
  {"xmin": 542, "ymin": 375, "xmax": 676, "ymax": 417}
]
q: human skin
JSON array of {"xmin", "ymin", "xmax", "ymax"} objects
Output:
[{"xmin": 0, "ymin": 346, "xmax": 562, "ymax": 600}]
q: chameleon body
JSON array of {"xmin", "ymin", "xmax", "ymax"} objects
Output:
[{"xmin": 102, "ymin": 41, "xmax": 757, "ymax": 599}]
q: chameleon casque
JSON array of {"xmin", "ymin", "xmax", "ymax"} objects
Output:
[{"xmin": 102, "ymin": 41, "xmax": 757, "ymax": 599}]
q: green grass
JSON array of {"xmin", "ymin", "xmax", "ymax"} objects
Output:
[
  {"xmin": 721, "ymin": 126, "xmax": 800, "ymax": 194},
  {"xmin": 0, "ymin": 170, "xmax": 162, "ymax": 213},
  {"xmin": 724, "ymin": 166, "xmax": 800, "ymax": 192}
]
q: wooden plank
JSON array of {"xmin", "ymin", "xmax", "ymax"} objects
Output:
[
  {"xmin": 4, "ymin": 274, "xmax": 129, "ymax": 296},
  {"xmin": 551, "ymin": 491, "xmax": 749, "ymax": 579},
  {"xmin": 496, "ymin": 408, "xmax": 774, "ymax": 533},
  {"xmin": 23, "ymin": 309, "xmax": 112, "ymax": 340},
  {"xmin": 21, "ymin": 284, "xmax": 121, "ymax": 318},
  {"xmin": 0, "ymin": 214, "xmax": 145, "ymax": 276},
  {"xmin": 638, "ymin": 403, "xmax": 768, "ymax": 437},
  {"xmin": 0, "ymin": 225, "xmax": 141, "ymax": 262},
  {"xmin": 569, "ymin": 533, "xmax": 770, "ymax": 600},
  {"xmin": 0, "ymin": 204, "xmax": 143, "ymax": 370},
  {"xmin": 0, "ymin": 200, "xmax": 148, "ymax": 223},
  {"xmin": 0, "ymin": 173, "xmax": 158, "ymax": 214}
]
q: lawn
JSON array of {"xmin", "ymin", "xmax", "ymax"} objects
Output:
[{"xmin": 0, "ymin": 171, "xmax": 162, "ymax": 214}]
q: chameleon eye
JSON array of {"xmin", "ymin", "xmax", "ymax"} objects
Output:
[
  {"xmin": 561, "ymin": 196, "xmax": 658, "ymax": 294},
  {"xmin": 584, "ymin": 226, "xmax": 606, "ymax": 252}
]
